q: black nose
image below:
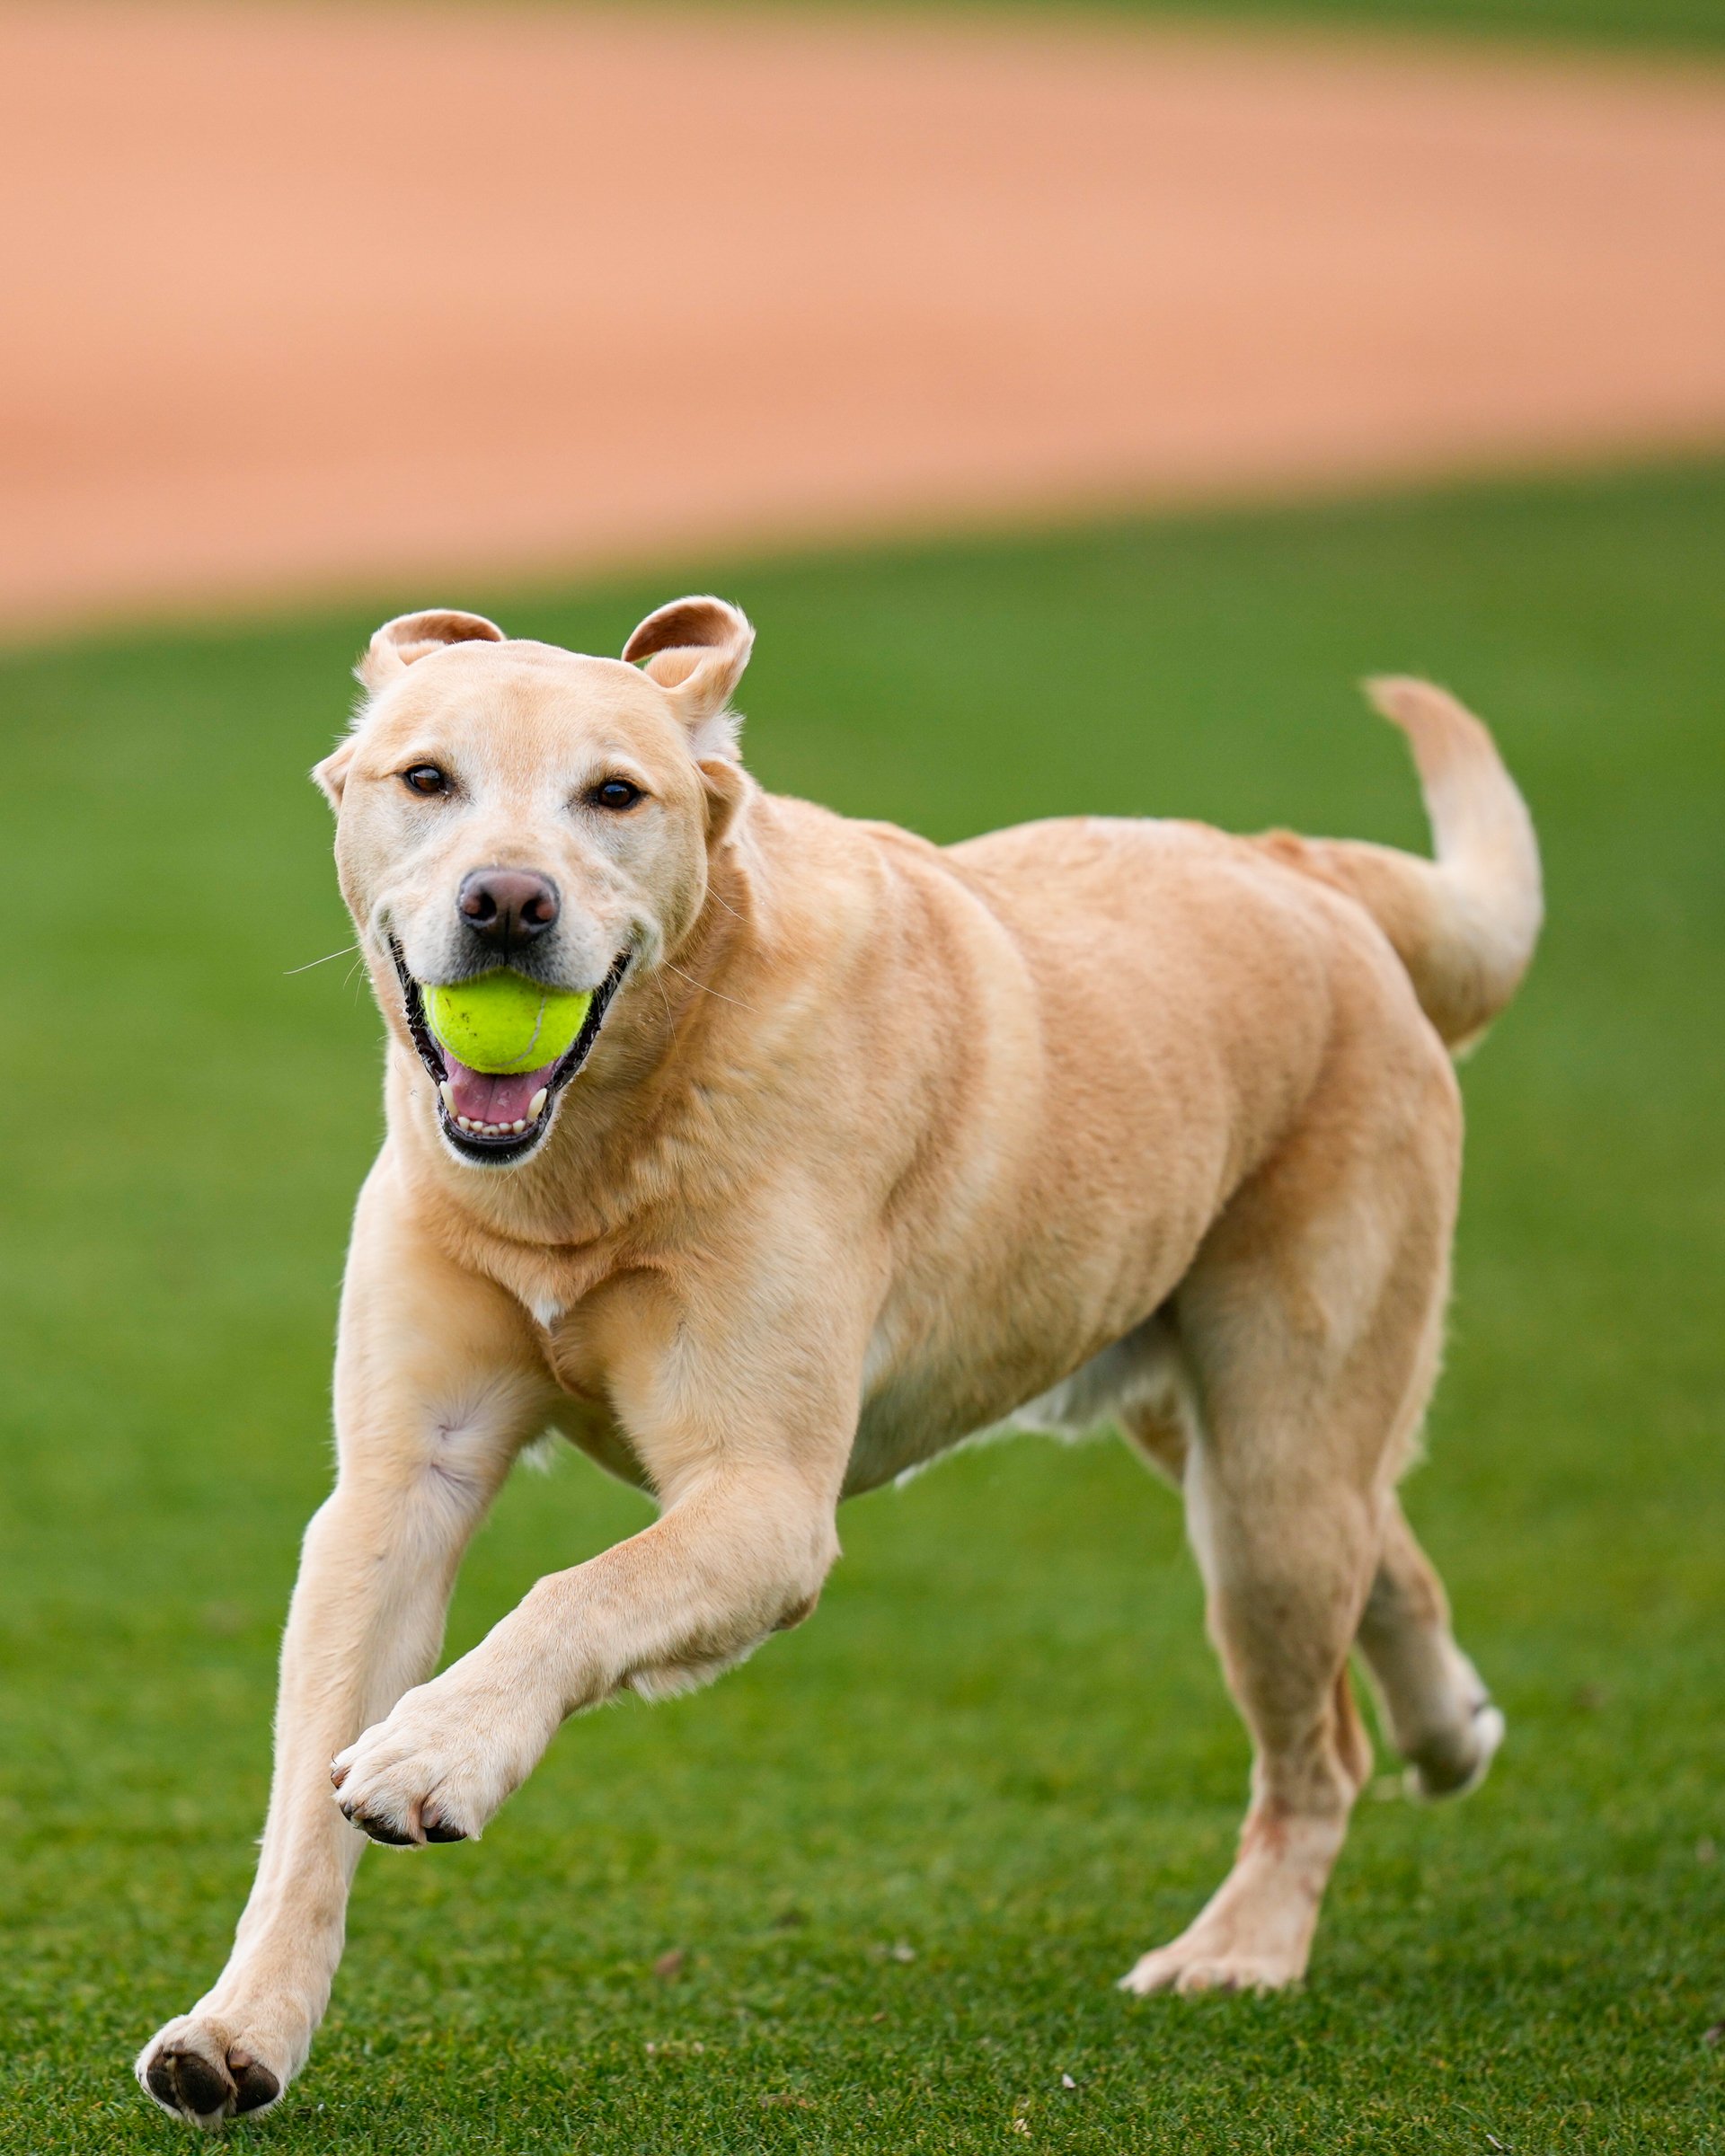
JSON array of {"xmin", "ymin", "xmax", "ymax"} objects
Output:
[{"xmin": 456, "ymin": 868, "xmax": 560, "ymax": 950}]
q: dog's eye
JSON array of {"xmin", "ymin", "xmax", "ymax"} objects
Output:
[
  {"xmin": 402, "ymin": 764, "xmax": 448, "ymax": 797},
  {"xmin": 590, "ymin": 778, "xmax": 644, "ymax": 812}
]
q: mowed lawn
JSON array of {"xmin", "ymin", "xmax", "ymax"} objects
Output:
[
  {"xmin": 927, "ymin": 0, "xmax": 1725, "ymax": 51},
  {"xmin": 2, "ymin": 464, "xmax": 1721, "ymax": 2153}
]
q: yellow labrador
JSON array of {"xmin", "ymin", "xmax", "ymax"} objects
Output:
[{"xmin": 137, "ymin": 599, "xmax": 1539, "ymax": 2125}]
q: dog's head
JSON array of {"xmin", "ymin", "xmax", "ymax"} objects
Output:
[{"xmin": 314, "ymin": 597, "xmax": 753, "ymax": 1167}]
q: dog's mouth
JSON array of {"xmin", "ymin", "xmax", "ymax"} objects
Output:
[{"xmin": 388, "ymin": 941, "xmax": 631, "ymax": 1165}]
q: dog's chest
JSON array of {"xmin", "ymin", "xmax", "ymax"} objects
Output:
[
  {"xmin": 526, "ymin": 1285, "xmax": 605, "ymax": 1398},
  {"xmin": 463, "ymin": 1236, "xmax": 613, "ymax": 1393}
]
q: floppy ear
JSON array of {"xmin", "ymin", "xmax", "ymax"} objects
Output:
[
  {"xmin": 622, "ymin": 596, "xmax": 754, "ymax": 760},
  {"xmin": 355, "ymin": 607, "xmax": 506, "ymax": 693},
  {"xmin": 315, "ymin": 609, "xmax": 505, "ymax": 808},
  {"xmin": 311, "ymin": 736, "xmax": 357, "ymax": 811}
]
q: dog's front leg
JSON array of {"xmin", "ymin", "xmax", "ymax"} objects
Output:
[
  {"xmin": 137, "ymin": 1162, "xmax": 551, "ymax": 2128},
  {"xmin": 331, "ymin": 1269, "xmax": 852, "ymax": 1851}
]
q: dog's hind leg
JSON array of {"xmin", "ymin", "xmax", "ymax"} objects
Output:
[
  {"xmin": 1357, "ymin": 1496, "xmax": 1503, "ymax": 1799},
  {"xmin": 1121, "ymin": 1040, "xmax": 1460, "ymax": 1996},
  {"xmin": 1120, "ymin": 1350, "xmax": 1500, "ymax": 1808}
]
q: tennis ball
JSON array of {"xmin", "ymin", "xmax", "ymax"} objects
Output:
[{"xmin": 425, "ymin": 972, "xmax": 592, "ymax": 1075}]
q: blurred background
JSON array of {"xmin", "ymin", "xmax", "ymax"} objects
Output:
[{"xmin": 2, "ymin": 3, "xmax": 1721, "ymax": 2151}]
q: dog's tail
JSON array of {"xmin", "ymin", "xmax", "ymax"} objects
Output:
[{"xmin": 1256, "ymin": 678, "xmax": 1543, "ymax": 1053}]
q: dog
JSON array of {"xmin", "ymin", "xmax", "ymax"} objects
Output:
[{"xmin": 137, "ymin": 596, "xmax": 1539, "ymax": 2125}]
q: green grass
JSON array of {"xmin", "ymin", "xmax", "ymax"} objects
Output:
[
  {"xmin": 849, "ymin": 0, "xmax": 1725, "ymax": 56},
  {"xmin": 484, "ymin": 0, "xmax": 1725, "ymax": 59},
  {"xmin": 582, "ymin": 0, "xmax": 1725, "ymax": 58},
  {"xmin": 3, "ymin": 461, "xmax": 1722, "ymax": 2152}
]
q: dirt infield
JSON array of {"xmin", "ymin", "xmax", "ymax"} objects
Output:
[{"xmin": 3, "ymin": 4, "xmax": 1722, "ymax": 634}]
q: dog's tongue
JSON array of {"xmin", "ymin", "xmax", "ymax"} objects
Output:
[{"xmin": 442, "ymin": 1055, "xmax": 556, "ymax": 1127}]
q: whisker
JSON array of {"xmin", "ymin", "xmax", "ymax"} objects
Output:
[
  {"xmin": 285, "ymin": 943, "xmax": 358, "ymax": 976},
  {"xmin": 703, "ymin": 884, "xmax": 746, "ymax": 924},
  {"xmin": 660, "ymin": 959, "xmax": 756, "ymax": 1013}
]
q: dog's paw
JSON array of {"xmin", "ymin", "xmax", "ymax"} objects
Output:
[
  {"xmin": 1118, "ymin": 1940, "xmax": 1304, "ymax": 1996},
  {"xmin": 1405, "ymin": 1696, "xmax": 1506, "ymax": 1802},
  {"xmin": 331, "ymin": 1674, "xmax": 551, "ymax": 1848},
  {"xmin": 136, "ymin": 2014, "xmax": 287, "ymax": 2129}
]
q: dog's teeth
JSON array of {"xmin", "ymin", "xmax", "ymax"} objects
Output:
[
  {"xmin": 451, "ymin": 1108, "xmax": 535, "ymax": 1141},
  {"xmin": 439, "ymin": 1082, "xmax": 456, "ymax": 1114}
]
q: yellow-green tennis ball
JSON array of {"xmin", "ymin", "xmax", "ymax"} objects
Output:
[{"xmin": 425, "ymin": 972, "xmax": 592, "ymax": 1076}]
